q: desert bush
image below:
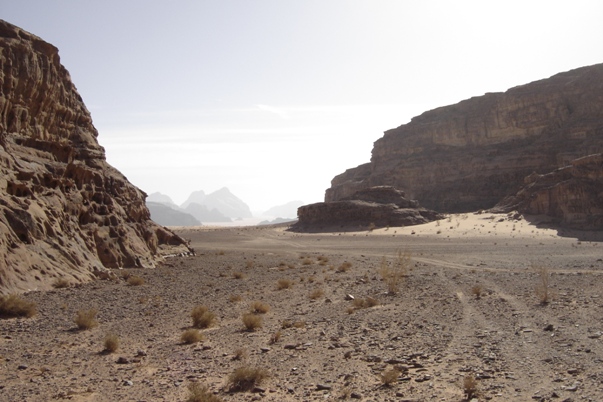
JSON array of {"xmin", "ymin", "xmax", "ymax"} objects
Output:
[
  {"xmin": 368, "ymin": 222, "xmax": 376, "ymax": 232},
  {"xmin": 52, "ymin": 278, "xmax": 70, "ymax": 289},
  {"xmin": 269, "ymin": 330, "xmax": 282, "ymax": 344},
  {"xmin": 242, "ymin": 313, "xmax": 262, "ymax": 331},
  {"xmin": 186, "ymin": 382, "xmax": 224, "ymax": 402},
  {"xmin": 534, "ymin": 264, "xmax": 552, "ymax": 304},
  {"xmin": 0, "ymin": 294, "xmax": 37, "ymax": 318},
  {"xmin": 309, "ymin": 288, "xmax": 324, "ymax": 300},
  {"xmin": 191, "ymin": 305, "xmax": 216, "ymax": 328},
  {"xmin": 379, "ymin": 251, "xmax": 411, "ymax": 294},
  {"xmin": 351, "ymin": 297, "xmax": 379, "ymax": 310},
  {"xmin": 232, "ymin": 272, "xmax": 245, "ymax": 279},
  {"xmin": 380, "ymin": 368, "xmax": 401, "ymax": 386},
  {"xmin": 181, "ymin": 329, "xmax": 204, "ymax": 344},
  {"xmin": 232, "ymin": 348, "xmax": 248, "ymax": 361},
  {"xmin": 276, "ymin": 278, "xmax": 293, "ymax": 290},
  {"xmin": 302, "ymin": 258, "xmax": 313, "ymax": 265},
  {"xmin": 227, "ymin": 366, "xmax": 269, "ymax": 392},
  {"xmin": 249, "ymin": 301, "xmax": 270, "ymax": 314},
  {"xmin": 127, "ymin": 275, "xmax": 145, "ymax": 286},
  {"xmin": 337, "ymin": 262, "xmax": 352, "ymax": 273},
  {"xmin": 462, "ymin": 375, "xmax": 478, "ymax": 398},
  {"xmin": 75, "ymin": 308, "xmax": 98, "ymax": 330},
  {"xmin": 471, "ymin": 285, "xmax": 484, "ymax": 299},
  {"xmin": 292, "ymin": 321, "xmax": 306, "ymax": 328},
  {"xmin": 103, "ymin": 333, "xmax": 119, "ymax": 353},
  {"xmin": 281, "ymin": 320, "xmax": 293, "ymax": 329},
  {"xmin": 245, "ymin": 261, "xmax": 254, "ymax": 269}
]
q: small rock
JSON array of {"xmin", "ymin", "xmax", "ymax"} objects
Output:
[
  {"xmin": 116, "ymin": 357, "xmax": 130, "ymax": 364},
  {"xmin": 345, "ymin": 294, "xmax": 355, "ymax": 301},
  {"xmin": 567, "ymin": 368, "xmax": 580, "ymax": 375},
  {"xmin": 17, "ymin": 364, "xmax": 28, "ymax": 370},
  {"xmin": 123, "ymin": 380, "xmax": 133, "ymax": 386},
  {"xmin": 316, "ymin": 384, "xmax": 332, "ymax": 391},
  {"xmin": 136, "ymin": 350, "xmax": 147, "ymax": 357},
  {"xmin": 252, "ymin": 386, "xmax": 266, "ymax": 393},
  {"xmin": 260, "ymin": 347, "xmax": 271, "ymax": 353},
  {"xmin": 543, "ymin": 324, "xmax": 555, "ymax": 331},
  {"xmin": 350, "ymin": 392, "xmax": 362, "ymax": 399}
]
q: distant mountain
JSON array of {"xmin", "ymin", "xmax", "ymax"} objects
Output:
[
  {"xmin": 184, "ymin": 203, "xmax": 231, "ymax": 223},
  {"xmin": 262, "ymin": 200, "xmax": 303, "ymax": 219},
  {"xmin": 182, "ymin": 188, "xmax": 252, "ymax": 219},
  {"xmin": 258, "ymin": 217, "xmax": 297, "ymax": 226},
  {"xmin": 147, "ymin": 192, "xmax": 179, "ymax": 208},
  {"xmin": 147, "ymin": 202, "xmax": 201, "ymax": 227}
]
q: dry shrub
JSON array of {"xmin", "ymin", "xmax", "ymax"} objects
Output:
[
  {"xmin": 232, "ymin": 348, "xmax": 248, "ymax": 361},
  {"xmin": 471, "ymin": 285, "xmax": 484, "ymax": 299},
  {"xmin": 292, "ymin": 321, "xmax": 306, "ymax": 328},
  {"xmin": 269, "ymin": 330, "xmax": 282, "ymax": 344},
  {"xmin": 242, "ymin": 313, "xmax": 262, "ymax": 331},
  {"xmin": 352, "ymin": 297, "xmax": 379, "ymax": 310},
  {"xmin": 281, "ymin": 320, "xmax": 292, "ymax": 329},
  {"xmin": 191, "ymin": 305, "xmax": 216, "ymax": 328},
  {"xmin": 302, "ymin": 258, "xmax": 313, "ymax": 266},
  {"xmin": 534, "ymin": 264, "xmax": 552, "ymax": 304},
  {"xmin": 216, "ymin": 250, "xmax": 225, "ymax": 255},
  {"xmin": 127, "ymin": 275, "xmax": 145, "ymax": 286},
  {"xmin": 0, "ymin": 294, "xmax": 37, "ymax": 318},
  {"xmin": 276, "ymin": 278, "xmax": 293, "ymax": 290},
  {"xmin": 229, "ymin": 294, "xmax": 242, "ymax": 303},
  {"xmin": 337, "ymin": 262, "xmax": 352, "ymax": 273},
  {"xmin": 250, "ymin": 301, "xmax": 270, "ymax": 314},
  {"xmin": 103, "ymin": 333, "xmax": 119, "ymax": 353},
  {"xmin": 186, "ymin": 382, "xmax": 224, "ymax": 402},
  {"xmin": 380, "ymin": 368, "xmax": 401, "ymax": 386},
  {"xmin": 75, "ymin": 308, "xmax": 98, "ymax": 330},
  {"xmin": 245, "ymin": 261, "xmax": 254, "ymax": 269},
  {"xmin": 309, "ymin": 288, "xmax": 324, "ymax": 300},
  {"xmin": 181, "ymin": 329, "xmax": 204, "ymax": 344},
  {"xmin": 462, "ymin": 375, "xmax": 478, "ymax": 398},
  {"xmin": 317, "ymin": 255, "xmax": 329, "ymax": 265},
  {"xmin": 227, "ymin": 366, "xmax": 269, "ymax": 392},
  {"xmin": 379, "ymin": 251, "xmax": 411, "ymax": 294},
  {"xmin": 52, "ymin": 278, "xmax": 70, "ymax": 289},
  {"xmin": 232, "ymin": 272, "xmax": 245, "ymax": 279}
]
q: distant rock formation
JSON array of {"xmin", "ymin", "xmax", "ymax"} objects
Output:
[
  {"xmin": 181, "ymin": 187, "xmax": 252, "ymax": 220},
  {"xmin": 494, "ymin": 154, "xmax": 603, "ymax": 230},
  {"xmin": 0, "ymin": 20, "xmax": 190, "ymax": 293},
  {"xmin": 326, "ymin": 64, "xmax": 603, "ymax": 213},
  {"xmin": 262, "ymin": 200, "xmax": 304, "ymax": 219},
  {"xmin": 294, "ymin": 186, "xmax": 442, "ymax": 231},
  {"xmin": 147, "ymin": 192, "xmax": 179, "ymax": 208},
  {"xmin": 183, "ymin": 203, "xmax": 231, "ymax": 223},
  {"xmin": 147, "ymin": 202, "xmax": 201, "ymax": 227}
]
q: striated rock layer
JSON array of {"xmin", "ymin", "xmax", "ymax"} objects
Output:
[
  {"xmin": 0, "ymin": 20, "xmax": 190, "ymax": 293},
  {"xmin": 295, "ymin": 186, "xmax": 443, "ymax": 231},
  {"xmin": 494, "ymin": 153, "xmax": 603, "ymax": 230},
  {"xmin": 326, "ymin": 64, "xmax": 603, "ymax": 213}
]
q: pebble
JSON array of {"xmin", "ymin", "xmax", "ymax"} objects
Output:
[{"xmin": 316, "ymin": 384, "xmax": 332, "ymax": 391}]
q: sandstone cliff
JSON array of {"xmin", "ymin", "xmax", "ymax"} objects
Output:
[
  {"xmin": 295, "ymin": 186, "xmax": 442, "ymax": 231},
  {"xmin": 0, "ymin": 20, "xmax": 190, "ymax": 293},
  {"xmin": 326, "ymin": 64, "xmax": 603, "ymax": 213},
  {"xmin": 493, "ymin": 153, "xmax": 603, "ymax": 230}
]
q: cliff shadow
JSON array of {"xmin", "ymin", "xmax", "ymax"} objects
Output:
[{"xmin": 523, "ymin": 215, "xmax": 603, "ymax": 242}]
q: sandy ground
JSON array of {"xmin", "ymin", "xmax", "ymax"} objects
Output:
[{"xmin": 1, "ymin": 212, "xmax": 603, "ymax": 401}]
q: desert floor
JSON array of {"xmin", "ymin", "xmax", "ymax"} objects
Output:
[{"xmin": 2, "ymin": 212, "xmax": 603, "ymax": 401}]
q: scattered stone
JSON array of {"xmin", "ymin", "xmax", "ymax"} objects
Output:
[
  {"xmin": 316, "ymin": 384, "xmax": 332, "ymax": 391},
  {"xmin": 543, "ymin": 324, "xmax": 555, "ymax": 331},
  {"xmin": 116, "ymin": 357, "xmax": 130, "ymax": 364},
  {"xmin": 123, "ymin": 380, "xmax": 133, "ymax": 386},
  {"xmin": 345, "ymin": 294, "xmax": 355, "ymax": 301}
]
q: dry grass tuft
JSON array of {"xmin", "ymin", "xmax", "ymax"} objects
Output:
[
  {"xmin": 269, "ymin": 330, "xmax": 282, "ymax": 344},
  {"xmin": 276, "ymin": 278, "xmax": 293, "ymax": 290},
  {"xmin": 232, "ymin": 348, "xmax": 248, "ymax": 361},
  {"xmin": 75, "ymin": 308, "xmax": 98, "ymax": 330},
  {"xmin": 232, "ymin": 272, "xmax": 245, "ymax": 279},
  {"xmin": 186, "ymin": 382, "xmax": 224, "ymax": 402},
  {"xmin": 471, "ymin": 285, "xmax": 484, "ymax": 299},
  {"xmin": 351, "ymin": 296, "xmax": 380, "ymax": 310},
  {"xmin": 379, "ymin": 251, "xmax": 411, "ymax": 294},
  {"xmin": 229, "ymin": 294, "xmax": 242, "ymax": 303},
  {"xmin": 534, "ymin": 264, "xmax": 552, "ymax": 304},
  {"xmin": 309, "ymin": 288, "xmax": 324, "ymax": 300},
  {"xmin": 462, "ymin": 375, "xmax": 478, "ymax": 398},
  {"xmin": 52, "ymin": 278, "xmax": 70, "ymax": 289},
  {"xmin": 127, "ymin": 275, "xmax": 145, "ymax": 286},
  {"xmin": 181, "ymin": 328, "xmax": 204, "ymax": 344},
  {"xmin": 227, "ymin": 366, "xmax": 269, "ymax": 392},
  {"xmin": 191, "ymin": 305, "xmax": 216, "ymax": 329},
  {"xmin": 242, "ymin": 313, "xmax": 262, "ymax": 331},
  {"xmin": 103, "ymin": 333, "xmax": 120, "ymax": 353},
  {"xmin": 0, "ymin": 294, "xmax": 37, "ymax": 318},
  {"xmin": 380, "ymin": 368, "xmax": 401, "ymax": 386},
  {"xmin": 337, "ymin": 262, "xmax": 352, "ymax": 273},
  {"xmin": 250, "ymin": 301, "xmax": 270, "ymax": 314},
  {"xmin": 302, "ymin": 258, "xmax": 313, "ymax": 265}
]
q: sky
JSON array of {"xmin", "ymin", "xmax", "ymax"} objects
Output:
[{"xmin": 2, "ymin": 1, "xmax": 602, "ymax": 213}]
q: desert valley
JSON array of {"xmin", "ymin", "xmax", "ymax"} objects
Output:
[{"xmin": 1, "ymin": 18, "xmax": 603, "ymax": 402}]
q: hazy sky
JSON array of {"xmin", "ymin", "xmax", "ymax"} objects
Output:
[{"xmin": 3, "ymin": 1, "xmax": 602, "ymax": 212}]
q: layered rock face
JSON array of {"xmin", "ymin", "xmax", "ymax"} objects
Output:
[
  {"xmin": 295, "ymin": 186, "xmax": 442, "ymax": 231},
  {"xmin": 0, "ymin": 20, "xmax": 189, "ymax": 293},
  {"xmin": 326, "ymin": 64, "xmax": 603, "ymax": 213},
  {"xmin": 494, "ymin": 154, "xmax": 603, "ymax": 229}
]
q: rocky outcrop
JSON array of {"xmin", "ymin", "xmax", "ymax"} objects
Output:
[
  {"xmin": 326, "ymin": 64, "xmax": 603, "ymax": 213},
  {"xmin": 294, "ymin": 186, "xmax": 442, "ymax": 231},
  {"xmin": 493, "ymin": 154, "xmax": 603, "ymax": 230},
  {"xmin": 0, "ymin": 20, "xmax": 190, "ymax": 293}
]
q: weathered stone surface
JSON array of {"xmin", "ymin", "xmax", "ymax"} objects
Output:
[
  {"xmin": 326, "ymin": 64, "xmax": 603, "ymax": 213},
  {"xmin": 294, "ymin": 186, "xmax": 442, "ymax": 231},
  {"xmin": 494, "ymin": 153, "xmax": 603, "ymax": 230},
  {"xmin": 0, "ymin": 20, "xmax": 189, "ymax": 293}
]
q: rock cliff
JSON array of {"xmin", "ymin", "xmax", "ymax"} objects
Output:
[
  {"xmin": 294, "ymin": 186, "xmax": 442, "ymax": 231},
  {"xmin": 0, "ymin": 20, "xmax": 190, "ymax": 293},
  {"xmin": 494, "ymin": 153, "xmax": 603, "ymax": 230},
  {"xmin": 326, "ymin": 64, "xmax": 603, "ymax": 213}
]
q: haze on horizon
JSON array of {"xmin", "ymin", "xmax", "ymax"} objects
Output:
[{"xmin": 3, "ymin": 1, "xmax": 602, "ymax": 212}]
